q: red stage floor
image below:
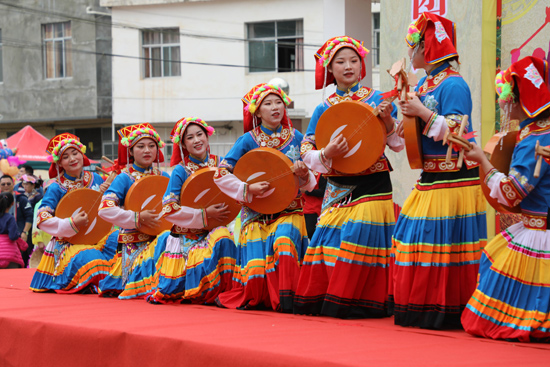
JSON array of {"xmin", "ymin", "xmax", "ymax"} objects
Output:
[{"xmin": 1, "ymin": 269, "xmax": 548, "ymax": 366}]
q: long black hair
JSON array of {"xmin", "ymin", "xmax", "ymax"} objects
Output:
[{"xmin": 0, "ymin": 192, "xmax": 14, "ymax": 217}]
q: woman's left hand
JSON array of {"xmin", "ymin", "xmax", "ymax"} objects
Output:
[
  {"xmin": 293, "ymin": 161, "xmax": 309, "ymax": 179},
  {"xmin": 99, "ymin": 181, "xmax": 111, "ymax": 193}
]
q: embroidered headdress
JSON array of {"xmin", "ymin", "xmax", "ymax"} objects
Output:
[
  {"xmin": 46, "ymin": 133, "xmax": 90, "ymax": 179},
  {"xmin": 314, "ymin": 36, "xmax": 369, "ymax": 90},
  {"xmin": 169, "ymin": 117, "xmax": 215, "ymax": 166},
  {"xmin": 117, "ymin": 123, "xmax": 165, "ymax": 167},
  {"xmin": 495, "ymin": 56, "xmax": 550, "ymax": 118},
  {"xmin": 405, "ymin": 12, "xmax": 458, "ymax": 65},
  {"xmin": 242, "ymin": 83, "xmax": 293, "ymax": 133}
]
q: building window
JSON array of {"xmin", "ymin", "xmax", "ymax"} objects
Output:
[
  {"xmin": 43, "ymin": 22, "xmax": 72, "ymax": 79},
  {"xmin": 142, "ymin": 28, "xmax": 181, "ymax": 78},
  {"xmin": 0, "ymin": 29, "xmax": 3, "ymax": 83},
  {"xmin": 247, "ymin": 20, "xmax": 303, "ymax": 73},
  {"xmin": 372, "ymin": 12, "xmax": 380, "ymax": 67}
]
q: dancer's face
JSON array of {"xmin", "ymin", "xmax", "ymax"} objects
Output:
[{"xmin": 328, "ymin": 47, "xmax": 362, "ymax": 90}]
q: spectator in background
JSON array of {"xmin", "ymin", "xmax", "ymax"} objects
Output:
[
  {"xmin": 15, "ymin": 164, "xmax": 44, "ymax": 196},
  {"xmin": 0, "ymin": 175, "xmax": 33, "ymax": 267},
  {"xmin": 29, "ymin": 179, "xmax": 54, "ymax": 269},
  {"xmin": 0, "ymin": 192, "xmax": 28, "ymax": 269},
  {"xmin": 20, "ymin": 174, "xmax": 42, "ymax": 262},
  {"xmin": 302, "ymin": 172, "xmax": 327, "ymax": 240}
]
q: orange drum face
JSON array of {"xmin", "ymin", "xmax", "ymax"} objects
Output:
[
  {"xmin": 125, "ymin": 175, "xmax": 172, "ymax": 236},
  {"xmin": 315, "ymin": 101, "xmax": 387, "ymax": 174},
  {"xmin": 481, "ymin": 132, "xmax": 521, "ymax": 214},
  {"xmin": 234, "ymin": 147, "xmax": 299, "ymax": 214},
  {"xmin": 56, "ymin": 188, "xmax": 113, "ymax": 245},
  {"xmin": 180, "ymin": 167, "xmax": 241, "ymax": 230}
]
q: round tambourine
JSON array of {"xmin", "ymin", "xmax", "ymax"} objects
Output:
[
  {"xmin": 180, "ymin": 167, "xmax": 241, "ymax": 230},
  {"xmin": 56, "ymin": 188, "xmax": 112, "ymax": 245},
  {"xmin": 233, "ymin": 147, "xmax": 299, "ymax": 215},
  {"xmin": 315, "ymin": 100, "xmax": 387, "ymax": 174},
  {"xmin": 480, "ymin": 132, "xmax": 521, "ymax": 214},
  {"xmin": 125, "ymin": 175, "xmax": 173, "ymax": 236}
]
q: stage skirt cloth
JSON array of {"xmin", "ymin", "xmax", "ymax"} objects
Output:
[
  {"xmin": 461, "ymin": 222, "xmax": 550, "ymax": 342},
  {"xmin": 29, "ymin": 229, "xmax": 119, "ymax": 293},
  {"xmin": 216, "ymin": 210, "xmax": 308, "ymax": 313},
  {"xmin": 390, "ymin": 168, "xmax": 487, "ymax": 329},
  {"xmin": 98, "ymin": 231, "xmax": 168, "ymax": 300},
  {"xmin": 294, "ymin": 196, "xmax": 395, "ymax": 319},
  {"xmin": 148, "ymin": 227, "xmax": 236, "ymax": 304}
]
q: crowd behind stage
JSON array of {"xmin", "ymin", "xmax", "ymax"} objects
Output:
[{"xmin": 1, "ymin": 12, "xmax": 550, "ymax": 344}]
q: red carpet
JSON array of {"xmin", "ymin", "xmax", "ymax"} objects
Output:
[{"xmin": 1, "ymin": 269, "xmax": 548, "ymax": 366}]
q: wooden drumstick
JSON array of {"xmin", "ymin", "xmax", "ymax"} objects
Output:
[
  {"xmin": 102, "ymin": 156, "xmax": 115, "ymax": 165},
  {"xmin": 105, "ymin": 171, "xmax": 117, "ymax": 184},
  {"xmin": 446, "ymin": 115, "xmax": 469, "ymax": 166},
  {"xmin": 95, "ymin": 166, "xmax": 108, "ymax": 175}
]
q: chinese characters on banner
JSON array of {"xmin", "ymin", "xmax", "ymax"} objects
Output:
[{"xmin": 412, "ymin": 0, "xmax": 448, "ymax": 21}]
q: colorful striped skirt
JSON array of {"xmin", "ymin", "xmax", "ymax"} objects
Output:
[
  {"xmin": 29, "ymin": 229, "xmax": 119, "ymax": 293},
  {"xmin": 461, "ymin": 223, "xmax": 550, "ymax": 342},
  {"xmin": 293, "ymin": 197, "xmax": 395, "ymax": 318},
  {"xmin": 98, "ymin": 231, "xmax": 167, "ymax": 300},
  {"xmin": 390, "ymin": 172, "xmax": 487, "ymax": 329},
  {"xmin": 148, "ymin": 226, "xmax": 236, "ymax": 304},
  {"xmin": 216, "ymin": 212, "xmax": 308, "ymax": 313}
]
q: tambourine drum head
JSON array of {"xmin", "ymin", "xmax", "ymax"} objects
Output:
[
  {"xmin": 180, "ymin": 167, "xmax": 241, "ymax": 230},
  {"xmin": 316, "ymin": 100, "xmax": 387, "ymax": 174},
  {"xmin": 56, "ymin": 188, "xmax": 113, "ymax": 245},
  {"xmin": 125, "ymin": 175, "xmax": 172, "ymax": 236},
  {"xmin": 403, "ymin": 115, "xmax": 424, "ymax": 169},
  {"xmin": 481, "ymin": 132, "xmax": 521, "ymax": 214},
  {"xmin": 233, "ymin": 147, "xmax": 298, "ymax": 215}
]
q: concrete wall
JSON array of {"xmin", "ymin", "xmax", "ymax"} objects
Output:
[{"xmin": 0, "ymin": 0, "xmax": 112, "ymax": 129}]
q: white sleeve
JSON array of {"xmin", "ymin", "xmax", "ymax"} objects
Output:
[
  {"xmin": 38, "ymin": 217, "xmax": 78, "ymax": 238},
  {"xmin": 302, "ymin": 149, "xmax": 331, "ymax": 174},
  {"xmin": 165, "ymin": 206, "xmax": 205, "ymax": 229},
  {"xmin": 387, "ymin": 125, "xmax": 405, "ymax": 152},
  {"xmin": 486, "ymin": 171, "xmax": 512, "ymax": 206},
  {"xmin": 424, "ymin": 115, "xmax": 448, "ymax": 142},
  {"xmin": 98, "ymin": 206, "xmax": 138, "ymax": 230},
  {"xmin": 215, "ymin": 172, "xmax": 252, "ymax": 203}
]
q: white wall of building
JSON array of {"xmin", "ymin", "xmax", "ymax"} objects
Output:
[{"xmin": 107, "ymin": 0, "xmax": 325, "ymax": 132}]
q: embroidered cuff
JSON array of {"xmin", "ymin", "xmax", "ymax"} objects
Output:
[
  {"xmin": 69, "ymin": 217, "xmax": 79, "ymax": 233},
  {"xmin": 387, "ymin": 120, "xmax": 396, "ymax": 137},
  {"xmin": 242, "ymin": 182, "xmax": 250, "ymax": 202},
  {"xmin": 484, "ymin": 168, "xmax": 498, "ymax": 186},
  {"xmin": 423, "ymin": 112, "xmax": 438, "ymax": 136},
  {"xmin": 201, "ymin": 208, "xmax": 208, "ymax": 228},
  {"xmin": 319, "ymin": 149, "xmax": 331, "ymax": 171},
  {"xmin": 135, "ymin": 212, "xmax": 140, "ymax": 229}
]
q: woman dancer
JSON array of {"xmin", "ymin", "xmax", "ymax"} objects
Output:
[
  {"xmin": 214, "ymin": 83, "xmax": 315, "ymax": 313},
  {"xmin": 294, "ymin": 36, "xmax": 403, "ymax": 319},
  {"xmin": 391, "ymin": 13, "xmax": 487, "ymax": 329}
]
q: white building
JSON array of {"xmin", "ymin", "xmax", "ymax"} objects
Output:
[{"xmin": 99, "ymin": 0, "xmax": 378, "ymax": 165}]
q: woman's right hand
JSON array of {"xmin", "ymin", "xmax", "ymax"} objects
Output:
[
  {"xmin": 396, "ymin": 120, "xmax": 405, "ymax": 138},
  {"xmin": 72, "ymin": 211, "xmax": 88, "ymax": 229},
  {"xmin": 206, "ymin": 203, "xmax": 230, "ymax": 222},
  {"xmin": 249, "ymin": 181, "xmax": 271, "ymax": 197},
  {"xmin": 139, "ymin": 209, "xmax": 160, "ymax": 228},
  {"xmin": 323, "ymin": 134, "xmax": 349, "ymax": 159}
]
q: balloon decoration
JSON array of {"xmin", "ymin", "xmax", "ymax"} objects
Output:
[{"xmin": 0, "ymin": 143, "xmax": 24, "ymax": 177}]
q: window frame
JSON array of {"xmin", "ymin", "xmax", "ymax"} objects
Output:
[
  {"xmin": 246, "ymin": 19, "xmax": 304, "ymax": 73},
  {"xmin": 372, "ymin": 12, "xmax": 380, "ymax": 68},
  {"xmin": 42, "ymin": 21, "xmax": 72, "ymax": 80},
  {"xmin": 141, "ymin": 28, "xmax": 181, "ymax": 79}
]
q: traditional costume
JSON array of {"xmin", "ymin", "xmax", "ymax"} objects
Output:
[
  {"xmin": 97, "ymin": 123, "xmax": 169, "ymax": 299},
  {"xmin": 461, "ymin": 56, "xmax": 550, "ymax": 341},
  {"xmin": 30, "ymin": 134, "xmax": 117, "ymax": 293},
  {"xmin": 214, "ymin": 84, "xmax": 315, "ymax": 312},
  {"xmin": 294, "ymin": 36, "xmax": 403, "ymax": 319},
  {"xmin": 147, "ymin": 117, "xmax": 236, "ymax": 304},
  {"xmin": 390, "ymin": 13, "xmax": 487, "ymax": 328}
]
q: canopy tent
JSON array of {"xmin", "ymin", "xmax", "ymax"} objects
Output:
[{"xmin": 6, "ymin": 125, "xmax": 50, "ymax": 170}]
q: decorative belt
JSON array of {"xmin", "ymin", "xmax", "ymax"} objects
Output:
[{"xmin": 423, "ymin": 157, "xmax": 479, "ymax": 172}]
